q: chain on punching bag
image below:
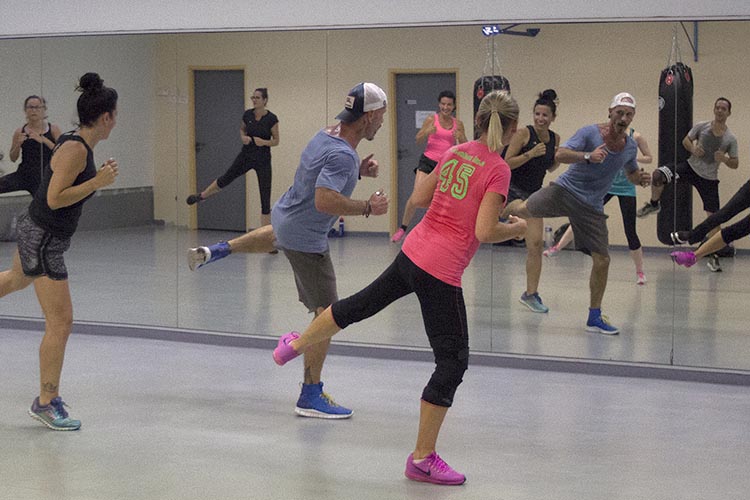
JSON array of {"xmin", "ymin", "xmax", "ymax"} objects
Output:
[
  {"xmin": 656, "ymin": 30, "xmax": 694, "ymax": 245},
  {"xmin": 473, "ymin": 36, "xmax": 511, "ymax": 139}
]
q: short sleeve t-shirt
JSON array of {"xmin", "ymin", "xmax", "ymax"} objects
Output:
[
  {"xmin": 555, "ymin": 124, "xmax": 638, "ymax": 212},
  {"xmin": 241, "ymin": 109, "xmax": 279, "ymax": 163},
  {"xmin": 271, "ymin": 129, "xmax": 359, "ymax": 253},
  {"xmin": 686, "ymin": 121, "xmax": 738, "ymax": 180},
  {"xmin": 402, "ymin": 140, "xmax": 510, "ymax": 287}
]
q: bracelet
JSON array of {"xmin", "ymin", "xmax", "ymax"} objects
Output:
[{"xmin": 363, "ymin": 200, "xmax": 372, "ymax": 218}]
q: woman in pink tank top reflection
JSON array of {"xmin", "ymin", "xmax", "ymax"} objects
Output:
[{"xmin": 391, "ymin": 90, "xmax": 467, "ymax": 242}]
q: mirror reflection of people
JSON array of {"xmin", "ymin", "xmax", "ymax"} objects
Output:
[
  {"xmin": 4, "ymin": 96, "xmax": 62, "ymax": 195},
  {"xmin": 504, "ymin": 92, "xmax": 650, "ymax": 335},
  {"xmin": 671, "ymin": 209, "xmax": 749, "ymax": 268},
  {"xmin": 502, "ymin": 89, "xmax": 560, "ymax": 312},
  {"xmin": 187, "ymin": 82, "xmax": 389, "ymax": 419},
  {"xmin": 546, "ymin": 127, "xmax": 653, "ymax": 286},
  {"xmin": 187, "ymin": 88, "xmax": 280, "ymax": 227},
  {"xmin": 0, "ymin": 73, "xmax": 119, "ymax": 430},
  {"xmin": 391, "ymin": 90, "xmax": 466, "ymax": 242},
  {"xmin": 669, "ymin": 175, "xmax": 750, "ymax": 270},
  {"xmin": 637, "ymin": 97, "xmax": 738, "ymax": 272},
  {"xmin": 273, "ymin": 90, "xmax": 526, "ymax": 485}
]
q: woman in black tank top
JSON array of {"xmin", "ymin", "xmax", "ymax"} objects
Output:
[
  {"xmin": 4, "ymin": 96, "xmax": 62, "ymax": 195},
  {"xmin": 501, "ymin": 89, "xmax": 560, "ymax": 314},
  {"xmin": 0, "ymin": 73, "xmax": 118, "ymax": 431}
]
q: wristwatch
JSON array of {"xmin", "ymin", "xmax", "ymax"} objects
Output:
[{"xmin": 584, "ymin": 153, "xmax": 591, "ymax": 164}]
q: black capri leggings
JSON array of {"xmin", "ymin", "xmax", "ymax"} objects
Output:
[
  {"xmin": 331, "ymin": 252, "xmax": 469, "ymax": 408},
  {"xmin": 0, "ymin": 169, "xmax": 40, "ymax": 195},
  {"xmin": 720, "ymin": 216, "xmax": 750, "ymax": 245},
  {"xmin": 688, "ymin": 180, "xmax": 750, "ymax": 245},
  {"xmin": 217, "ymin": 151, "xmax": 273, "ymax": 214},
  {"xmin": 603, "ymin": 193, "xmax": 641, "ymax": 251}
]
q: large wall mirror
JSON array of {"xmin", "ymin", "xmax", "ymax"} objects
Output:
[{"xmin": 1, "ymin": 21, "xmax": 748, "ymax": 373}]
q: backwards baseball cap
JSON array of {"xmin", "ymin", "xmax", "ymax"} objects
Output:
[
  {"xmin": 335, "ymin": 82, "xmax": 387, "ymax": 122},
  {"xmin": 610, "ymin": 92, "xmax": 636, "ymax": 109}
]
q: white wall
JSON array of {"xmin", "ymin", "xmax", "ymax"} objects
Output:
[{"xmin": 1, "ymin": 0, "xmax": 748, "ymax": 38}]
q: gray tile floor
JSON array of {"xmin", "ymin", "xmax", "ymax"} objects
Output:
[{"xmin": 2, "ymin": 328, "xmax": 749, "ymax": 500}]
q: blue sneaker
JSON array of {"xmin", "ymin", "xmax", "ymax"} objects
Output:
[
  {"xmin": 585, "ymin": 314, "xmax": 619, "ymax": 335},
  {"xmin": 519, "ymin": 292, "xmax": 549, "ymax": 313},
  {"xmin": 28, "ymin": 396, "xmax": 81, "ymax": 431},
  {"xmin": 295, "ymin": 382, "xmax": 352, "ymax": 419},
  {"xmin": 187, "ymin": 241, "xmax": 231, "ymax": 271}
]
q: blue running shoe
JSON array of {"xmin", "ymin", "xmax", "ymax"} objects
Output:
[
  {"xmin": 519, "ymin": 292, "xmax": 549, "ymax": 313},
  {"xmin": 187, "ymin": 241, "xmax": 231, "ymax": 271},
  {"xmin": 28, "ymin": 396, "xmax": 81, "ymax": 431},
  {"xmin": 585, "ymin": 314, "xmax": 619, "ymax": 335},
  {"xmin": 295, "ymin": 382, "xmax": 352, "ymax": 419}
]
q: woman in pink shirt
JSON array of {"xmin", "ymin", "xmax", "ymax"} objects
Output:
[
  {"xmin": 273, "ymin": 90, "xmax": 526, "ymax": 486},
  {"xmin": 392, "ymin": 90, "xmax": 467, "ymax": 242}
]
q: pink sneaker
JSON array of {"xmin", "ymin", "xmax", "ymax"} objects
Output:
[
  {"xmin": 671, "ymin": 251, "xmax": 696, "ymax": 268},
  {"xmin": 391, "ymin": 228, "xmax": 406, "ymax": 243},
  {"xmin": 636, "ymin": 272, "xmax": 646, "ymax": 285},
  {"xmin": 543, "ymin": 244, "xmax": 560, "ymax": 257},
  {"xmin": 273, "ymin": 332, "xmax": 300, "ymax": 366},
  {"xmin": 404, "ymin": 452, "xmax": 466, "ymax": 485}
]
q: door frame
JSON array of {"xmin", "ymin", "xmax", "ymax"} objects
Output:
[
  {"xmin": 387, "ymin": 68, "xmax": 460, "ymax": 234},
  {"xmin": 188, "ymin": 65, "xmax": 246, "ymax": 229}
]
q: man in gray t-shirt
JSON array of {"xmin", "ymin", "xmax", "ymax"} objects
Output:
[
  {"xmin": 638, "ymin": 97, "xmax": 739, "ymax": 219},
  {"xmin": 187, "ymin": 83, "xmax": 389, "ymax": 418}
]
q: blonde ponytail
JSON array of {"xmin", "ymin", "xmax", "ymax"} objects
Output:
[{"xmin": 475, "ymin": 90, "xmax": 519, "ymax": 152}]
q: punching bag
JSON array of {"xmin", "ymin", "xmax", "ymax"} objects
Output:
[
  {"xmin": 656, "ymin": 62, "xmax": 693, "ymax": 245},
  {"xmin": 473, "ymin": 75, "xmax": 510, "ymax": 139}
]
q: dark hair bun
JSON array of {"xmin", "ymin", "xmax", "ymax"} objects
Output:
[
  {"xmin": 78, "ymin": 72, "xmax": 104, "ymax": 93},
  {"xmin": 539, "ymin": 89, "xmax": 557, "ymax": 101}
]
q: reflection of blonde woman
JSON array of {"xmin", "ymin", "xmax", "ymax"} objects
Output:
[
  {"xmin": 0, "ymin": 73, "xmax": 119, "ymax": 431},
  {"xmin": 546, "ymin": 128, "xmax": 652, "ymax": 285},
  {"xmin": 275, "ymin": 91, "xmax": 525, "ymax": 485},
  {"xmin": 392, "ymin": 90, "xmax": 467, "ymax": 242},
  {"xmin": 4, "ymin": 96, "xmax": 61, "ymax": 194}
]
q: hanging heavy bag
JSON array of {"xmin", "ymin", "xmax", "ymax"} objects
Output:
[
  {"xmin": 472, "ymin": 75, "xmax": 510, "ymax": 139},
  {"xmin": 656, "ymin": 62, "xmax": 694, "ymax": 245}
]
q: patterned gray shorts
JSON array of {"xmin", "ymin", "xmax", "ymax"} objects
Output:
[{"xmin": 16, "ymin": 210, "xmax": 71, "ymax": 280}]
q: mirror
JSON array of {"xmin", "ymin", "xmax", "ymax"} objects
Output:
[
  {"xmin": 1, "ymin": 21, "xmax": 748, "ymax": 374},
  {"xmin": 0, "ymin": 37, "xmax": 44, "ymax": 318},
  {"xmin": 0, "ymin": 34, "xmax": 180, "ymax": 327}
]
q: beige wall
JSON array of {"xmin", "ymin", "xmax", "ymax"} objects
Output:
[
  {"xmin": 158, "ymin": 21, "xmax": 749, "ymax": 247},
  {"xmin": 2, "ymin": 21, "xmax": 747, "ymax": 248}
]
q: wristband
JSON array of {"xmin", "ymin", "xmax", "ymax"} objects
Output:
[{"xmin": 363, "ymin": 200, "xmax": 372, "ymax": 218}]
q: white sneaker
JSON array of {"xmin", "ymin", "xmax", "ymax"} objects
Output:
[{"xmin": 187, "ymin": 247, "xmax": 210, "ymax": 271}]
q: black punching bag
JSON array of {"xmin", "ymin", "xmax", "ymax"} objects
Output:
[
  {"xmin": 657, "ymin": 62, "xmax": 693, "ymax": 245},
  {"xmin": 473, "ymin": 75, "xmax": 510, "ymax": 139}
]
